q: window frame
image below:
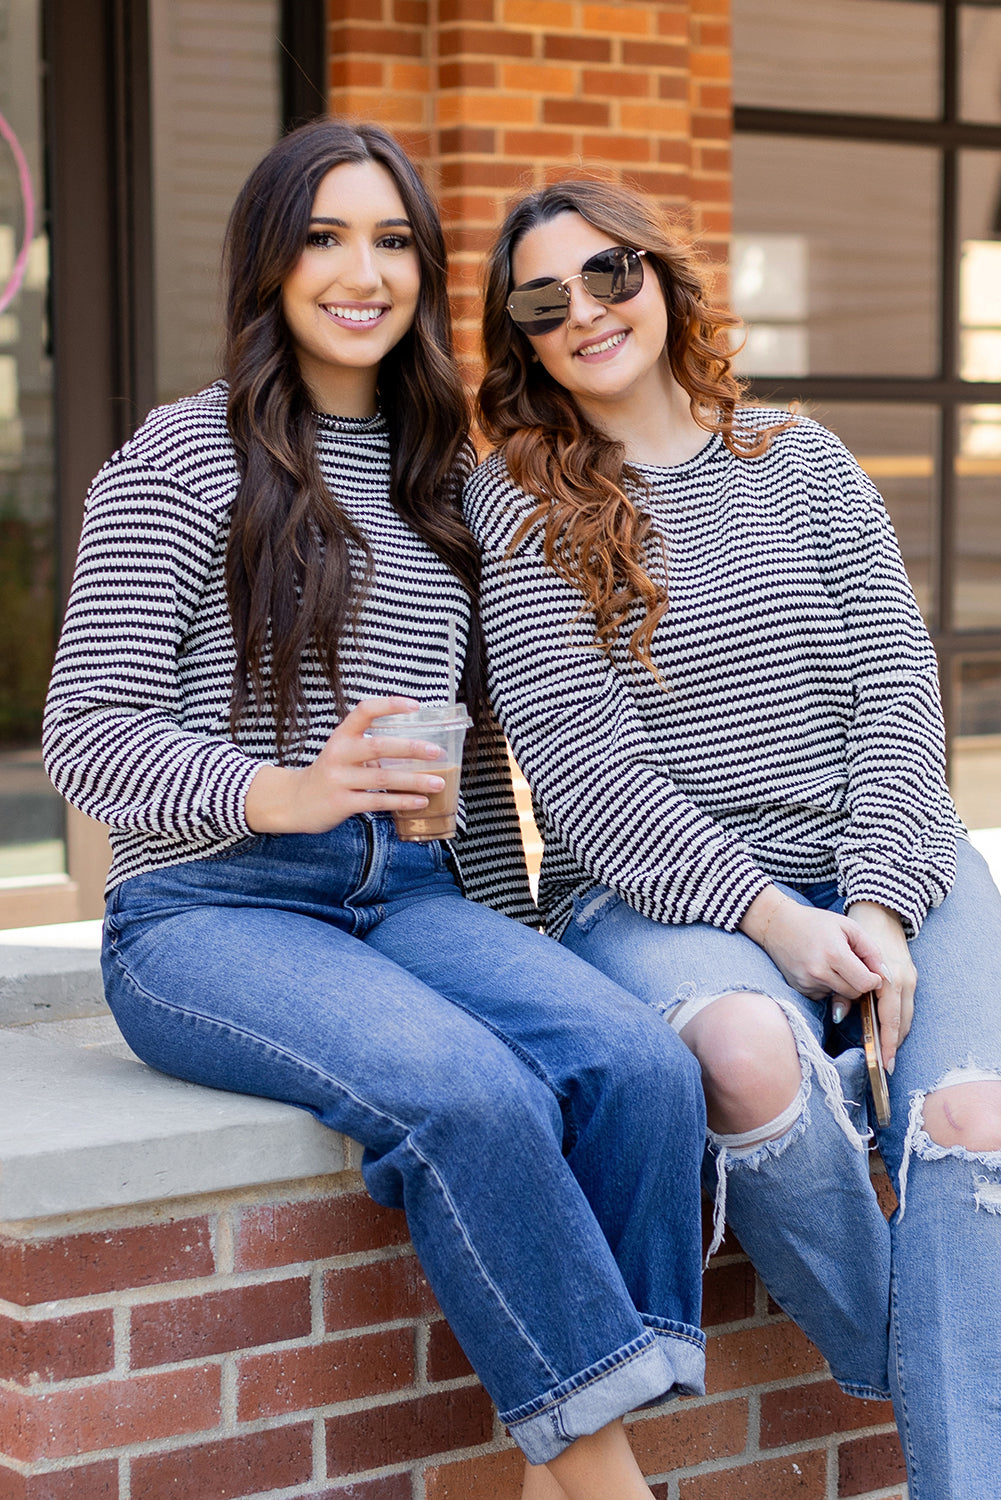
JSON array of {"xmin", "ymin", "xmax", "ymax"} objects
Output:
[
  {"xmin": 734, "ymin": 0, "xmax": 1001, "ymax": 771},
  {"xmin": 0, "ymin": 0, "xmax": 328, "ymax": 928}
]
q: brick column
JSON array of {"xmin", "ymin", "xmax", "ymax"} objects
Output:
[
  {"xmin": 323, "ymin": 0, "xmax": 734, "ymax": 373},
  {"xmin": 688, "ymin": 0, "xmax": 731, "ymax": 252},
  {"xmin": 426, "ymin": 0, "xmax": 733, "ymax": 371},
  {"xmin": 327, "ymin": 0, "xmax": 434, "ymax": 152}
]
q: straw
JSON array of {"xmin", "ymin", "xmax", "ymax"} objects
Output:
[{"xmin": 446, "ymin": 617, "xmax": 457, "ymax": 711}]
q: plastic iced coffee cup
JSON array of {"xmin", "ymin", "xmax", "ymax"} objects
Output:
[{"xmin": 368, "ymin": 704, "xmax": 472, "ymax": 842}]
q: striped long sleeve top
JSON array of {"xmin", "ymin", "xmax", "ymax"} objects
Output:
[
  {"xmin": 464, "ymin": 413, "xmax": 962, "ymax": 940},
  {"xmin": 43, "ymin": 381, "xmax": 535, "ymax": 922}
]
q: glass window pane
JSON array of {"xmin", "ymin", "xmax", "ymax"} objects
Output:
[
  {"xmin": 733, "ymin": 0, "xmax": 940, "ymax": 118},
  {"xmin": 961, "ymin": 5, "xmax": 1001, "ymax": 124},
  {"xmin": 956, "ymin": 404, "xmax": 1001, "ymax": 628},
  {"xmin": 732, "ymin": 136, "xmax": 939, "ymax": 378},
  {"xmin": 151, "ymin": 0, "xmax": 281, "ymax": 404},
  {"xmin": 958, "ymin": 151, "xmax": 1001, "ymax": 383},
  {"xmin": 951, "ymin": 658, "xmax": 1001, "ymax": 830},
  {"xmin": 791, "ymin": 402, "xmax": 938, "ymax": 625},
  {"xmin": 0, "ymin": 0, "xmax": 66, "ymax": 884}
]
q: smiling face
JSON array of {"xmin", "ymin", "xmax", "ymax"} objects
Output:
[
  {"xmin": 510, "ymin": 210, "xmax": 673, "ymax": 425},
  {"xmin": 281, "ymin": 159, "xmax": 422, "ymax": 416}
]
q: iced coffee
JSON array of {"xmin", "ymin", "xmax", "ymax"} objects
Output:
[{"xmin": 368, "ymin": 704, "xmax": 471, "ymax": 842}]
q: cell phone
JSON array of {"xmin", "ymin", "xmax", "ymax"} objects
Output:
[{"xmin": 860, "ymin": 990, "xmax": 891, "ymax": 1127}]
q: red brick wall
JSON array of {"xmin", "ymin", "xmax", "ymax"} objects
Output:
[
  {"xmin": 0, "ymin": 1176, "xmax": 906, "ymax": 1500},
  {"xmin": 324, "ymin": 0, "xmax": 732, "ymax": 371}
]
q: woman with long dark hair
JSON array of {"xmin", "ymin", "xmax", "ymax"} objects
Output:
[
  {"xmin": 43, "ymin": 126, "xmax": 708, "ymax": 1498},
  {"xmin": 468, "ymin": 177, "xmax": 1001, "ymax": 1499}
]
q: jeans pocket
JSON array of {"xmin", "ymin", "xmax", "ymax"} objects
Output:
[
  {"xmin": 429, "ymin": 839, "xmax": 454, "ymax": 875},
  {"xmin": 570, "ymin": 883, "xmax": 620, "ymax": 934}
]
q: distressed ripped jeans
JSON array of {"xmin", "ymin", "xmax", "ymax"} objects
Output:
[
  {"xmin": 561, "ymin": 838, "xmax": 1001, "ymax": 1500},
  {"xmin": 101, "ymin": 817, "xmax": 707, "ymax": 1466}
]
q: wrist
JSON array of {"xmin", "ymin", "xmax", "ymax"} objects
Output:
[
  {"xmin": 244, "ymin": 763, "xmax": 302, "ymax": 833},
  {"xmin": 738, "ymin": 884, "xmax": 789, "ymax": 945},
  {"xmin": 846, "ymin": 899, "xmax": 906, "ymax": 937}
]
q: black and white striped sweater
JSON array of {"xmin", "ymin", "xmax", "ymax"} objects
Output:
[
  {"xmin": 464, "ymin": 413, "xmax": 962, "ymax": 940},
  {"xmin": 43, "ymin": 381, "xmax": 535, "ymax": 922}
]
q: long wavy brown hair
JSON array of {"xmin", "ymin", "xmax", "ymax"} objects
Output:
[
  {"xmin": 223, "ymin": 118, "xmax": 486, "ymax": 756},
  {"xmin": 476, "ymin": 179, "xmax": 789, "ymax": 673}
]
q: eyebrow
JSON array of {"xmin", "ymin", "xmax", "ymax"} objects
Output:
[{"xmin": 308, "ymin": 216, "xmax": 412, "ymax": 229}]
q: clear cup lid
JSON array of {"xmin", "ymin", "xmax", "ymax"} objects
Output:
[{"xmin": 368, "ymin": 703, "xmax": 472, "ymax": 730}]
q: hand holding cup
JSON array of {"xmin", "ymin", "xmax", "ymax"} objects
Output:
[{"xmin": 245, "ymin": 697, "xmax": 454, "ymax": 834}]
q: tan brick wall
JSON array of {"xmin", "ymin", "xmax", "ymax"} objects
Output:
[{"xmin": 327, "ymin": 0, "xmax": 434, "ymax": 140}]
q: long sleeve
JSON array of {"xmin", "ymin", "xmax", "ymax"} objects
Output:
[
  {"xmin": 818, "ymin": 443, "xmax": 958, "ymax": 934},
  {"xmin": 43, "ymin": 459, "xmax": 260, "ymax": 844},
  {"xmin": 44, "ymin": 388, "xmax": 543, "ymax": 912}
]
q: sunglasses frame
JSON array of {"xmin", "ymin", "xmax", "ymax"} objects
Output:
[{"xmin": 506, "ymin": 245, "xmax": 647, "ymax": 336}]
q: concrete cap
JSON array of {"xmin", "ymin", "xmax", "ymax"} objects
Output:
[
  {"xmin": 0, "ymin": 920, "xmax": 106, "ymax": 1027},
  {"xmin": 1, "ymin": 1030, "xmax": 353, "ymax": 1221}
]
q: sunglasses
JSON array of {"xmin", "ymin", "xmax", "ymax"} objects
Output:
[{"xmin": 506, "ymin": 246, "xmax": 647, "ymax": 335}]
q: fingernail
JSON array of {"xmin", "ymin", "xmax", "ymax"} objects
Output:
[
  {"xmin": 881, "ymin": 965, "xmax": 894, "ymax": 983},
  {"xmin": 831, "ymin": 1001, "xmax": 848, "ymax": 1025},
  {"xmin": 886, "ymin": 1056, "xmax": 895, "ymax": 1075},
  {"xmin": 428, "ymin": 776, "xmax": 445, "ymax": 791},
  {"xmin": 423, "ymin": 742, "xmax": 445, "ymax": 758}
]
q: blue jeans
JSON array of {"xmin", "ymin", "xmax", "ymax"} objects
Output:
[
  {"xmin": 562, "ymin": 837, "xmax": 1001, "ymax": 1500},
  {"xmin": 101, "ymin": 816, "xmax": 707, "ymax": 1465}
]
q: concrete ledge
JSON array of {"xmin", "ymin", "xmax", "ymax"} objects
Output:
[
  {"xmin": 0, "ymin": 918, "xmax": 105, "ymax": 1026},
  {"xmin": 1, "ymin": 1029, "xmax": 355, "ymax": 1221},
  {"xmin": 0, "ymin": 919, "xmax": 360, "ymax": 1223}
]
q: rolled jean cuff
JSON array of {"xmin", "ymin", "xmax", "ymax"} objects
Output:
[{"xmin": 501, "ymin": 1321, "xmax": 707, "ymax": 1466}]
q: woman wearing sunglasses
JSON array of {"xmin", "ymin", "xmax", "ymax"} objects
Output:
[{"xmin": 466, "ymin": 178, "xmax": 1001, "ymax": 1500}]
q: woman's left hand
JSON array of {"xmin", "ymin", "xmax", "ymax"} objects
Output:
[{"xmin": 837, "ymin": 901, "xmax": 916, "ymax": 1071}]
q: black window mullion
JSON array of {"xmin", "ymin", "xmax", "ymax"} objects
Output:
[
  {"xmin": 280, "ymin": 0, "xmax": 328, "ymax": 131},
  {"xmin": 943, "ymin": 0, "xmax": 960, "ymax": 123},
  {"xmin": 733, "ymin": 106, "xmax": 1001, "ymax": 151}
]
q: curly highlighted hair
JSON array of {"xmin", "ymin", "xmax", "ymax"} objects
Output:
[{"xmin": 476, "ymin": 179, "xmax": 789, "ymax": 675}]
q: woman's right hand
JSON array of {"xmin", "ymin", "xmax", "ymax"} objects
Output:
[
  {"xmin": 244, "ymin": 696, "xmax": 446, "ymax": 834},
  {"xmin": 738, "ymin": 884, "xmax": 886, "ymax": 1002}
]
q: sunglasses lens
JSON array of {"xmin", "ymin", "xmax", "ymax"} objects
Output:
[
  {"xmin": 580, "ymin": 247, "xmax": 643, "ymax": 303},
  {"xmin": 506, "ymin": 279, "xmax": 569, "ymax": 334},
  {"xmin": 506, "ymin": 248, "xmax": 645, "ymax": 333}
]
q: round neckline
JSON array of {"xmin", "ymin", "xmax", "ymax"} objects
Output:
[
  {"xmin": 628, "ymin": 431, "xmax": 723, "ymax": 476},
  {"xmin": 313, "ymin": 409, "xmax": 388, "ymax": 434}
]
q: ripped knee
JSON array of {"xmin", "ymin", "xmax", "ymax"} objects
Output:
[
  {"xmin": 897, "ymin": 1067, "xmax": 1001, "ymax": 1217},
  {"xmin": 673, "ymin": 990, "xmax": 803, "ymax": 1138},
  {"xmin": 685, "ymin": 991, "xmax": 869, "ymax": 1263},
  {"xmin": 923, "ymin": 1076, "xmax": 1001, "ymax": 1152}
]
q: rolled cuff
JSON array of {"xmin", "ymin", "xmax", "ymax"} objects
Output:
[
  {"xmin": 501, "ymin": 1321, "xmax": 706, "ymax": 1466},
  {"xmin": 840, "ymin": 868, "xmax": 938, "ymax": 938}
]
